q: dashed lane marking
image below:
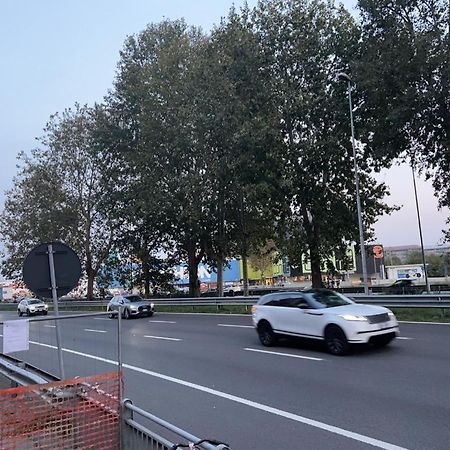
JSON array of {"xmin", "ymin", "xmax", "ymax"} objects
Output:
[
  {"xmin": 149, "ymin": 320, "xmax": 177, "ymax": 324},
  {"xmin": 244, "ymin": 347, "xmax": 323, "ymax": 361},
  {"xmin": 143, "ymin": 335, "xmax": 181, "ymax": 341}
]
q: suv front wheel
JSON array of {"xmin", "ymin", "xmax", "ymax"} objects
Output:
[{"xmin": 324, "ymin": 325, "xmax": 349, "ymax": 356}]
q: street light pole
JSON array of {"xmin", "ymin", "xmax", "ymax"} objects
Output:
[
  {"xmin": 411, "ymin": 161, "xmax": 431, "ymax": 293},
  {"xmin": 338, "ymin": 73, "xmax": 369, "ymax": 295}
]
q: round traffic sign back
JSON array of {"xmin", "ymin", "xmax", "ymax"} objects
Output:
[{"xmin": 23, "ymin": 242, "xmax": 81, "ymax": 298}]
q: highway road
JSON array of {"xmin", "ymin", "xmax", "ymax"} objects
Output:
[{"xmin": 1, "ymin": 311, "xmax": 450, "ymax": 450}]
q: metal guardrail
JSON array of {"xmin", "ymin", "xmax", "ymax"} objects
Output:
[
  {"xmin": 2, "ymin": 294, "xmax": 450, "ymax": 309},
  {"xmin": 122, "ymin": 398, "xmax": 230, "ymax": 450},
  {"xmin": 0, "ymin": 354, "xmax": 58, "ymax": 388},
  {"xmin": 0, "ymin": 313, "xmax": 231, "ymax": 450}
]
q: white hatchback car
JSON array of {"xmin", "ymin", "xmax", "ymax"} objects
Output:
[
  {"xmin": 18, "ymin": 298, "xmax": 48, "ymax": 316},
  {"xmin": 252, "ymin": 289, "xmax": 399, "ymax": 355}
]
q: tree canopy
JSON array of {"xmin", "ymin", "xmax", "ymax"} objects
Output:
[{"xmin": 2, "ymin": 0, "xmax": 448, "ymax": 296}]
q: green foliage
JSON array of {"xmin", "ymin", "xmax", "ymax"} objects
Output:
[
  {"xmin": 356, "ymin": 0, "xmax": 449, "ymax": 229},
  {"xmin": 0, "ymin": 105, "xmax": 124, "ymax": 298},
  {"xmin": 254, "ymin": 0, "xmax": 395, "ymax": 286}
]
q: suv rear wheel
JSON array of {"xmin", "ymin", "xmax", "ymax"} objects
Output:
[{"xmin": 257, "ymin": 321, "xmax": 277, "ymax": 347}]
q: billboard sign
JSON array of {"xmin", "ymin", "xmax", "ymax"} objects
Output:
[{"xmin": 174, "ymin": 260, "xmax": 241, "ymax": 284}]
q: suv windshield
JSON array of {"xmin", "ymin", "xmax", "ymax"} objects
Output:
[
  {"xmin": 125, "ymin": 295, "xmax": 144, "ymax": 303},
  {"xmin": 28, "ymin": 299, "xmax": 42, "ymax": 305},
  {"xmin": 304, "ymin": 290, "xmax": 353, "ymax": 308}
]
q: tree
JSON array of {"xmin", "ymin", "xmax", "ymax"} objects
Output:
[
  {"xmin": 112, "ymin": 20, "xmax": 220, "ymax": 297},
  {"xmin": 0, "ymin": 152, "xmax": 79, "ymax": 279},
  {"xmin": 384, "ymin": 255, "xmax": 402, "ymax": 266},
  {"xmin": 254, "ymin": 0, "xmax": 394, "ymax": 287},
  {"xmin": 249, "ymin": 240, "xmax": 277, "ymax": 282},
  {"xmin": 0, "ymin": 104, "xmax": 124, "ymax": 299},
  {"xmin": 356, "ymin": 0, "xmax": 449, "ymax": 232},
  {"xmin": 198, "ymin": 7, "xmax": 285, "ymax": 295}
]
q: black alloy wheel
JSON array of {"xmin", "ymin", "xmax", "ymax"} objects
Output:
[
  {"xmin": 257, "ymin": 321, "xmax": 277, "ymax": 347},
  {"xmin": 324, "ymin": 325, "xmax": 349, "ymax": 356},
  {"xmin": 18, "ymin": 310, "xmax": 22, "ymax": 317},
  {"xmin": 108, "ymin": 308, "xmax": 115, "ymax": 319}
]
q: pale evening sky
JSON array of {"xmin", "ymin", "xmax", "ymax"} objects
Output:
[{"xmin": 0, "ymin": 0, "xmax": 447, "ymax": 249}]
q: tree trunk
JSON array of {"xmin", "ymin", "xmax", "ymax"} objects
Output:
[
  {"xmin": 301, "ymin": 206, "xmax": 323, "ymax": 289},
  {"xmin": 242, "ymin": 254, "xmax": 249, "ymax": 296},
  {"xmin": 86, "ymin": 262, "xmax": 95, "ymax": 300},
  {"xmin": 143, "ymin": 259, "xmax": 150, "ymax": 298},
  {"xmin": 188, "ymin": 245, "xmax": 200, "ymax": 297},
  {"xmin": 217, "ymin": 254, "xmax": 224, "ymax": 297},
  {"xmin": 309, "ymin": 242, "xmax": 323, "ymax": 288}
]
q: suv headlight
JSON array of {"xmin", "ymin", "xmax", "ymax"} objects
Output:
[
  {"xmin": 388, "ymin": 311, "xmax": 396, "ymax": 320},
  {"xmin": 339, "ymin": 314, "xmax": 368, "ymax": 322}
]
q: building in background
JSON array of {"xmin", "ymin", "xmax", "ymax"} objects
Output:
[{"xmin": 384, "ymin": 244, "xmax": 450, "ymax": 260}]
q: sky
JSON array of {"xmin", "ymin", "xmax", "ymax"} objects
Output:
[{"xmin": 0, "ymin": 0, "xmax": 448, "ymax": 250}]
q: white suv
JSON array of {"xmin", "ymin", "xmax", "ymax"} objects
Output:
[
  {"xmin": 18, "ymin": 298, "xmax": 48, "ymax": 316},
  {"xmin": 252, "ymin": 289, "xmax": 399, "ymax": 355}
]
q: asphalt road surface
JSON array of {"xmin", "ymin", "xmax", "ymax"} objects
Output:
[{"xmin": 1, "ymin": 310, "xmax": 449, "ymax": 450}]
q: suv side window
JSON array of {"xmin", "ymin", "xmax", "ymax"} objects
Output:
[
  {"xmin": 276, "ymin": 297, "xmax": 297, "ymax": 307},
  {"xmin": 289, "ymin": 296, "xmax": 310, "ymax": 309}
]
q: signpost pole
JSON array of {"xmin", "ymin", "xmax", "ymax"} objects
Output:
[{"xmin": 47, "ymin": 243, "xmax": 65, "ymax": 379}]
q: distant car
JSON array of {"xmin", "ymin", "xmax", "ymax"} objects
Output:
[
  {"xmin": 18, "ymin": 298, "xmax": 48, "ymax": 316},
  {"xmin": 252, "ymin": 289, "xmax": 399, "ymax": 355},
  {"xmin": 223, "ymin": 283, "xmax": 243, "ymax": 297},
  {"xmin": 107, "ymin": 294, "xmax": 155, "ymax": 319},
  {"xmin": 386, "ymin": 279, "xmax": 422, "ymax": 294}
]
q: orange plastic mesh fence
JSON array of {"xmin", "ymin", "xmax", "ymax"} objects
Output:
[{"xmin": 0, "ymin": 371, "xmax": 121, "ymax": 449}]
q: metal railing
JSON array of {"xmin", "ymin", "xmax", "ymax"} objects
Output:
[
  {"xmin": 122, "ymin": 398, "xmax": 230, "ymax": 450},
  {"xmin": 2, "ymin": 294, "xmax": 450, "ymax": 310},
  {"xmin": 0, "ymin": 313, "xmax": 231, "ymax": 450}
]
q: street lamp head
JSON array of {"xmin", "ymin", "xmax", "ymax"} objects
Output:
[{"xmin": 336, "ymin": 72, "xmax": 352, "ymax": 83}]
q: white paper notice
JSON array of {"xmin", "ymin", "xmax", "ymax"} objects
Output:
[{"xmin": 3, "ymin": 320, "xmax": 30, "ymax": 354}]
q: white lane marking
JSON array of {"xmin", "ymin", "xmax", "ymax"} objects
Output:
[
  {"xmin": 399, "ymin": 320, "xmax": 450, "ymax": 326},
  {"xmin": 162, "ymin": 312, "xmax": 250, "ymax": 317},
  {"xmin": 26, "ymin": 340, "xmax": 407, "ymax": 450},
  {"xmin": 44, "ymin": 325, "xmax": 56, "ymax": 328},
  {"xmin": 149, "ymin": 320, "xmax": 176, "ymax": 324},
  {"xmin": 244, "ymin": 348, "xmax": 323, "ymax": 361},
  {"xmin": 94, "ymin": 318, "xmax": 111, "ymax": 321},
  {"xmin": 84, "ymin": 329, "xmax": 107, "ymax": 333},
  {"xmin": 218, "ymin": 324, "xmax": 253, "ymax": 329},
  {"xmin": 397, "ymin": 337, "xmax": 414, "ymax": 340},
  {"xmin": 143, "ymin": 335, "xmax": 181, "ymax": 341}
]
